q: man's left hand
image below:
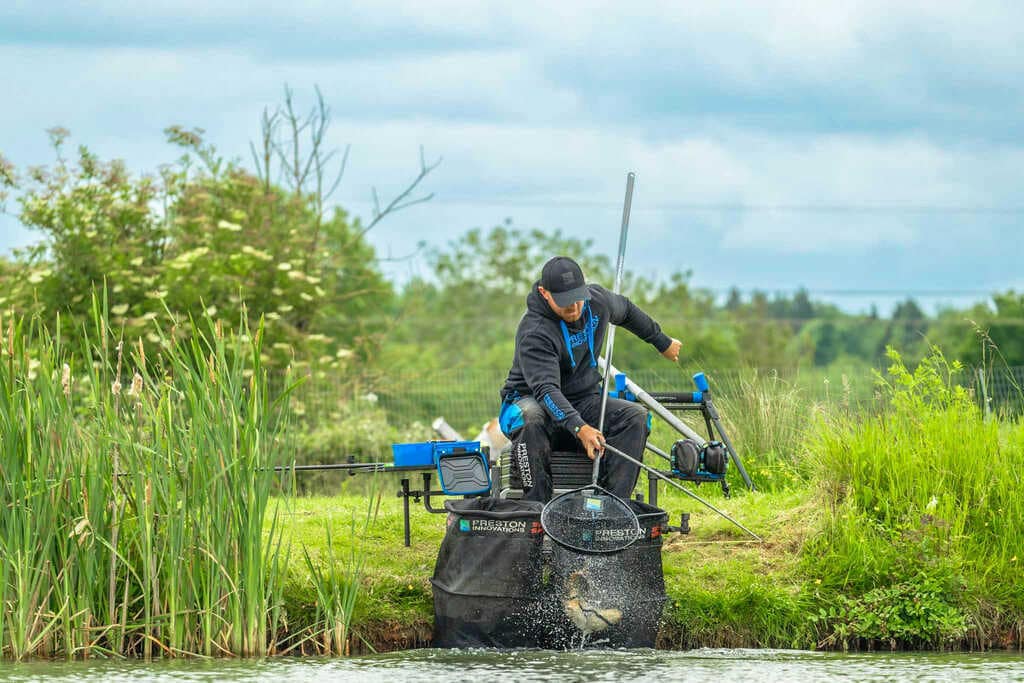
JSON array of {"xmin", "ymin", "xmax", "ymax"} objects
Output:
[{"xmin": 661, "ymin": 338, "xmax": 682, "ymax": 362}]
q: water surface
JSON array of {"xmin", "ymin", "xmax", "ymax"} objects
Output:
[{"xmin": 3, "ymin": 648, "xmax": 1024, "ymax": 682}]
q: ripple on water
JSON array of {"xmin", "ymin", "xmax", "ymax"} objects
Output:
[{"xmin": 2, "ymin": 649, "xmax": 1024, "ymax": 683}]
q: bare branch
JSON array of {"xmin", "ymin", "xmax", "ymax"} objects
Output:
[
  {"xmin": 358, "ymin": 146, "xmax": 442, "ymax": 240},
  {"xmin": 374, "ymin": 242, "xmax": 428, "ymax": 263},
  {"xmin": 251, "ymin": 106, "xmax": 280, "ymax": 194},
  {"xmin": 325, "ymin": 144, "xmax": 350, "ymax": 202}
]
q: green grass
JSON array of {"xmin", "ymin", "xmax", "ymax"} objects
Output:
[
  {"xmin": 275, "ymin": 485, "xmax": 824, "ymax": 652},
  {"xmin": 4, "ymin": 302, "xmax": 1022, "ymax": 658},
  {"xmin": 280, "ymin": 347, "xmax": 1024, "ymax": 653},
  {"xmin": 0, "ymin": 299, "xmax": 299, "ymax": 660}
]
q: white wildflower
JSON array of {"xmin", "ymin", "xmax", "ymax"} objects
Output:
[
  {"xmin": 217, "ymin": 219, "xmax": 242, "ymax": 232},
  {"xmin": 111, "ymin": 304, "xmax": 129, "ymax": 316},
  {"xmin": 277, "ymin": 262, "xmax": 292, "ymax": 271},
  {"xmin": 28, "ymin": 269, "xmax": 50, "ymax": 284}
]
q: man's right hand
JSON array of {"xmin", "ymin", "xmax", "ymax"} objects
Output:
[{"xmin": 576, "ymin": 424, "xmax": 605, "ymax": 460}]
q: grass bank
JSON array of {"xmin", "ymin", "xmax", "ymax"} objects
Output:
[
  {"xmin": 3, "ymin": 299, "xmax": 1021, "ymax": 658},
  {"xmin": 284, "ymin": 348, "xmax": 1024, "ymax": 653}
]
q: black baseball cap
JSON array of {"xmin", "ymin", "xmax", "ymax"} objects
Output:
[{"xmin": 540, "ymin": 256, "xmax": 589, "ymax": 307}]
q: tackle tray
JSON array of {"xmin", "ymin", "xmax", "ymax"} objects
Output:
[{"xmin": 435, "ymin": 450, "xmax": 491, "ymax": 496}]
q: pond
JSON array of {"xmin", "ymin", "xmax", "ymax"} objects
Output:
[{"xmin": 3, "ymin": 648, "xmax": 1023, "ymax": 682}]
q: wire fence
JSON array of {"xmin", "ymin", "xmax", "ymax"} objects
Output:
[
  {"xmin": 294, "ymin": 364, "xmax": 1024, "ymax": 436},
  {"xmin": 976, "ymin": 366, "xmax": 1024, "ymax": 418}
]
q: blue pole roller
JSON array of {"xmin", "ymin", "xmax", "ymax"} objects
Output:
[{"xmin": 692, "ymin": 372, "xmax": 709, "ymax": 393}]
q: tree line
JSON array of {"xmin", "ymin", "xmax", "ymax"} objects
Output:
[{"xmin": 1, "ymin": 90, "xmax": 1021, "ymax": 401}]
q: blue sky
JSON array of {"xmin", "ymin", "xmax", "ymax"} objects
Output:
[{"xmin": 2, "ymin": 1, "xmax": 1022, "ymax": 314}]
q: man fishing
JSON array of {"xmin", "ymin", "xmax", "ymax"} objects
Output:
[{"xmin": 499, "ymin": 256, "xmax": 682, "ymax": 502}]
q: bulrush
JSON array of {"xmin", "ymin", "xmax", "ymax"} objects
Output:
[
  {"xmin": 127, "ymin": 371, "xmax": 143, "ymax": 399},
  {"xmin": 1, "ymin": 300, "xmax": 297, "ymax": 659},
  {"xmin": 61, "ymin": 363, "xmax": 71, "ymax": 396}
]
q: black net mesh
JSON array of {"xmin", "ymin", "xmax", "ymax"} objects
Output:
[{"xmin": 541, "ymin": 486, "xmax": 641, "ymax": 554}]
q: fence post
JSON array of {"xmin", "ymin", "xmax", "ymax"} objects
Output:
[{"xmin": 977, "ymin": 367, "xmax": 992, "ymax": 421}]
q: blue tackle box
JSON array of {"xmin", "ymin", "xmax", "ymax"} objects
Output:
[{"xmin": 391, "ymin": 440, "xmax": 491, "ymax": 496}]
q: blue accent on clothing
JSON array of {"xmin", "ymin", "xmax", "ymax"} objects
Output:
[
  {"xmin": 542, "ymin": 393, "xmax": 566, "ymax": 420},
  {"xmin": 583, "ymin": 301, "xmax": 597, "ymax": 368},
  {"xmin": 558, "ymin": 303, "xmax": 599, "ymax": 370},
  {"xmin": 498, "ymin": 400, "xmax": 524, "ymax": 437},
  {"xmin": 559, "ymin": 319, "xmax": 576, "ymax": 369}
]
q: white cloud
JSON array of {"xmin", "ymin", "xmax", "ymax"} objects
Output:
[{"xmin": 2, "ymin": 1, "xmax": 1022, "ymax": 305}]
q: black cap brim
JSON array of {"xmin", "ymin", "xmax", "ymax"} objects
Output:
[{"xmin": 550, "ymin": 285, "xmax": 589, "ymax": 307}]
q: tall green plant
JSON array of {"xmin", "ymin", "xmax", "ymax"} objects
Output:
[
  {"xmin": 300, "ymin": 484, "xmax": 381, "ymax": 655},
  {"xmin": 0, "ymin": 295, "xmax": 300, "ymax": 659},
  {"xmin": 803, "ymin": 346, "xmax": 1024, "ymax": 647}
]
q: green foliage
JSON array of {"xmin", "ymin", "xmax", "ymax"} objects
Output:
[
  {"xmin": 713, "ymin": 368, "xmax": 815, "ymax": 492},
  {"xmin": 802, "ymin": 345, "xmax": 1024, "ymax": 648},
  {"xmin": 0, "ymin": 302, "xmax": 298, "ymax": 659},
  {"xmin": 810, "ymin": 571, "xmax": 967, "ymax": 649},
  {"xmin": 294, "ymin": 400, "xmax": 431, "ymax": 462},
  {"xmin": 299, "ymin": 488, "xmax": 380, "ymax": 655},
  {"xmin": 4, "ymin": 128, "xmax": 389, "ymax": 375}
]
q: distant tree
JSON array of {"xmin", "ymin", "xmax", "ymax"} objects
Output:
[
  {"xmin": 792, "ymin": 288, "xmax": 814, "ymax": 319},
  {"xmin": 1, "ymin": 88, "xmax": 437, "ymax": 373},
  {"xmin": 876, "ymin": 298, "xmax": 929, "ymax": 363},
  {"xmin": 812, "ymin": 320, "xmax": 840, "ymax": 366},
  {"xmin": 725, "ymin": 286, "xmax": 742, "ymax": 311}
]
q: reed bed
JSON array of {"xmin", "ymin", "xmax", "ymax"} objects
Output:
[{"xmin": 0, "ymin": 299, "xmax": 302, "ymax": 659}]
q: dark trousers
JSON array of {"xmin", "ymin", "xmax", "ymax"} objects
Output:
[{"xmin": 505, "ymin": 394, "xmax": 648, "ymax": 503}]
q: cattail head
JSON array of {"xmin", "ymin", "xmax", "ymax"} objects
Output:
[
  {"xmin": 111, "ymin": 379, "xmax": 122, "ymax": 396},
  {"xmin": 127, "ymin": 371, "xmax": 143, "ymax": 399},
  {"xmin": 62, "ymin": 363, "xmax": 71, "ymax": 396}
]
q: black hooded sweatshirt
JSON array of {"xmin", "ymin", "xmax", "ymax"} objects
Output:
[{"xmin": 500, "ymin": 282, "xmax": 672, "ymax": 433}]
